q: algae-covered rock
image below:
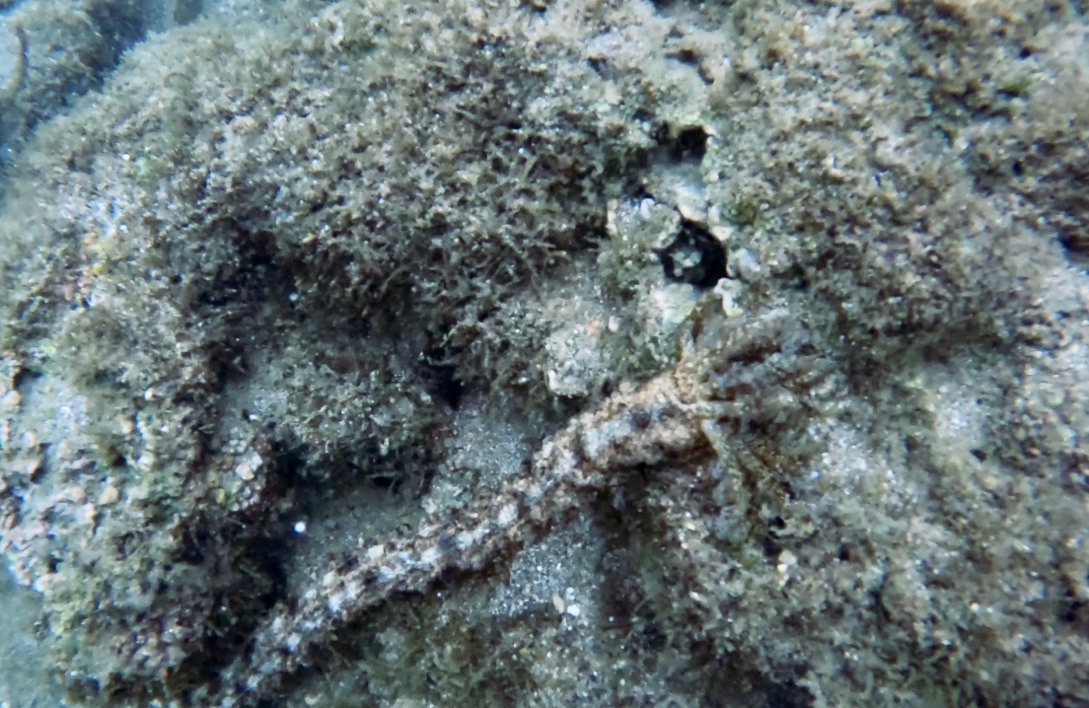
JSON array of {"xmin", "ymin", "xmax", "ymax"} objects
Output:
[
  {"xmin": 0, "ymin": 0, "xmax": 1087, "ymax": 705},
  {"xmin": 0, "ymin": 0, "xmax": 663, "ymax": 699}
]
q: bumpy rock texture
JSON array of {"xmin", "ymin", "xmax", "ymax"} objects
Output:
[{"xmin": 1, "ymin": 0, "xmax": 1088, "ymax": 706}]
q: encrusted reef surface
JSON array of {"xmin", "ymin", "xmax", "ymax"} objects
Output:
[
  {"xmin": 0, "ymin": 0, "xmax": 218, "ymax": 158},
  {"xmin": 1, "ymin": 0, "xmax": 1088, "ymax": 705}
]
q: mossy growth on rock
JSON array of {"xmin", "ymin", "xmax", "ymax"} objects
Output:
[
  {"xmin": 2, "ymin": 0, "xmax": 1089, "ymax": 705},
  {"xmin": 0, "ymin": 0, "xmax": 662, "ymax": 699}
]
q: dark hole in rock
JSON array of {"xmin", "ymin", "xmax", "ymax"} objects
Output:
[
  {"xmin": 657, "ymin": 218, "xmax": 727, "ymax": 288},
  {"xmin": 652, "ymin": 123, "xmax": 708, "ymax": 163}
]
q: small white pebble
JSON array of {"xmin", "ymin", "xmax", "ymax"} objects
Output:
[
  {"xmin": 777, "ymin": 550, "xmax": 797, "ymax": 574},
  {"xmin": 565, "ymin": 603, "xmax": 581, "ymax": 618},
  {"xmin": 98, "ymin": 485, "xmax": 120, "ymax": 506},
  {"xmin": 496, "ymin": 503, "xmax": 517, "ymax": 527},
  {"xmin": 293, "ymin": 520, "xmax": 307, "ymax": 534},
  {"xmin": 728, "ymin": 248, "xmax": 763, "ymax": 282}
]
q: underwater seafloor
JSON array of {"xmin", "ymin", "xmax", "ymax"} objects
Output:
[{"xmin": 1, "ymin": 0, "xmax": 1088, "ymax": 706}]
